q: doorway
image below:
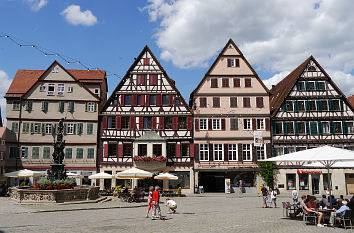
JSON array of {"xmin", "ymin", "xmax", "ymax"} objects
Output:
[{"xmin": 312, "ymin": 174, "xmax": 320, "ymax": 195}]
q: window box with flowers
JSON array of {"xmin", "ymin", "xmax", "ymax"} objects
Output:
[{"xmin": 133, "ymin": 155, "xmax": 167, "ymax": 170}]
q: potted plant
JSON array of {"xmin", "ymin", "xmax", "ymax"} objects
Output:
[{"xmin": 177, "ymin": 187, "xmax": 182, "ymax": 197}]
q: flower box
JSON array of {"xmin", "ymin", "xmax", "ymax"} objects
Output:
[{"xmin": 134, "ymin": 161, "xmax": 167, "ymax": 171}]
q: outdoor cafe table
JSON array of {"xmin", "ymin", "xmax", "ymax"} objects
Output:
[{"xmin": 318, "ymin": 209, "xmax": 335, "ymax": 223}]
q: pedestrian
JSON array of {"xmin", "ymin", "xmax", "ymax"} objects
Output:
[
  {"xmin": 261, "ymin": 184, "xmax": 268, "ymax": 208},
  {"xmin": 165, "ymin": 198, "xmax": 177, "ymax": 214},
  {"xmin": 291, "ymin": 189, "xmax": 298, "ymax": 205},
  {"xmin": 269, "ymin": 187, "xmax": 277, "ymax": 208},
  {"xmin": 145, "ymin": 186, "xmax": 154, "ymax": 218},
  {"xmin": 151, "ymin": 186, "xmax": 162, "ymax": 220}
]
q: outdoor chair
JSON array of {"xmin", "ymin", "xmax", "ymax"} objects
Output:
[
  {"xmin": 282, "ymin": 202, "xmax": 289, "ymax": 217},
  {"xmin": 302, "ymin": 208, "xmax": 317, "ymax": 225},
  {"xmin": 337, "ymin": 211, "xmax": 353, "ymax": 229}
]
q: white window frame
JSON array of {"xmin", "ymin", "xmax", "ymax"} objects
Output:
[
  {"xmin": 307, "ymin": 81, "xmax": 316, "ymax": 91},
  {"xmin": 45, "ymin": 123, "xmax": 52, "ymax": 134},
  {"xmin": 33, "ymin": 123, "xmax": 40, "ymax": 134},
  {"xmin": 212, "ymin": 118, "xmax": 221, "ymax": 130},
  {"xmin": 57, "ymin": 83, "xmax": 65, "ymax": 96},
  {"xmin": 48, "ymin": 84, "xmax": 55, "ymax": 96},
  {"xmin": 67, "ymin": 123, "xmax": 74, "ymax": 134},
  {"xmin": 318, "ymin": 81, "xmax": 326, "ymax": 90},
  {"xmin": 21, "ymin": 146, "xmax": 28, "ymax": 159},
  {"xmin": 347, "ymin": 121, "xmax": 354, "ymax": 134},
  {"xmin": 87, "ymin": 102, "xmax": 95, "ymax": 112},
  {"xmin": 243, "ymin": 118, "xmax": 252, "ymax": 130},
  {"xmin": 213, "ymin": 144, "xmax": 223, "ymax": 161},
  {"xmin": 242, "ymin": 144, "xmax": 252, "ymax": 161},
  {"xmin": 333, "ymin": 121, "xmax": 342, "ymax": 134},
  {"xmin": 199, "ymin": 144, "xmax": 209, "ymax": 161},
  {"xmin": 256, "ymin": 118, "xmax": 265, "ymax": 130},
  {"xmin": 288, "ymin": 147, "xmax": 295, "ymax": 154},
  {"xmin": 210, "ymin": 78, "xmax": 218, "ymax": 88},
  {"xmin": 308, "ymin": 100, "xmax": 317, "ymax": 111},
  {"xmin": 321, "ymin": 121, "xmax": 330, "ymax": 134},
  {"xmin": 228, "ymin": 58, "xmax": 239, "ymax": 67},
  {"xmin": 52, "ymin": 66, "xmax": 59, "ymax": 73},
  {"xmin": 12, "ymin": 101, "xmax": 20, "ymax": 111},
  {"xmin": 67, "ymin": 86, "xmax": 73, "ymax": 93},
  {"xmin": 32, "ymin": 146, "xmax": 40, "ymax": 159},
  {"xmin": 94, "ymin": 88, "xmax": 99, "ymax": 94},
  {"xmin": 199, "ymin": 119, "xmax": 208, "ymax": 131},
  {"xmin": 256, "ymin": 144, "xmax": 266, "ymax": 160},
  {"xmin": 228, "ymin": 144, "xmax": 238, "ymax": 161}
]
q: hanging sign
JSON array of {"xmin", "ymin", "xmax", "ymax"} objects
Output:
[
  {"xmin": 225, "ymin": 178, "xmax": 231, "ymax": 194},
  {"xmin": 254, "ymin": 131, "xmax": 263, "ymax": 147}
]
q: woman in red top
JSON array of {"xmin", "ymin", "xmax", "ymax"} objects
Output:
[
  {"xmin": 145, "ymin": 186, "xmax": 154, "ymax": 218},
  {"xmin": 308, "ymin": 196, "xmax": 317, "ymax": 210}
]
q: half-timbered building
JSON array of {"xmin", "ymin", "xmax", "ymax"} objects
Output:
[
  {"xmin": 189, "ymin": 39, "xmax": 271, "ymax": 192},
  {"xmin": 270, "ymin": 56, "xmax": 354, "ymax": 196},
  {"xmin": 99, "ymin": 46, "xmax": 194, "ymax": 193}
]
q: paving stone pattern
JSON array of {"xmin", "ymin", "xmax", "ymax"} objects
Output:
[{"xmin": 0, "ymin": 195, "xmax": 349, "ymax": 233}]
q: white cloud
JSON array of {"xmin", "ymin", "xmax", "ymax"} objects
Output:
[
  {"xmin": 61, "ymin": 5, "xmax": 98, "ymax": 26},
  {"xmin": 143, "ymin": 0, "xmax": 354, "ymax": 95},
  {"xmin": 25, "ymin": 0, "xmax": 48, "ymax": 11},
  {"xmin": 0, "ymin": 70, "xmax": 12, "ymax": 126}
]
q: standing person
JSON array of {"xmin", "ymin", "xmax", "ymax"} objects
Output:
[
  {"xmin": 165, "ymin": 198, "xmax": 177, "ymax": 214},
  {"xmin": 261, "ymin": 184, "xmax": 268, "ymax": 208},
  {"xmin": 269, "ymin": 188, "xmax": 277, "ymax": 208},
  {"xmin": 292, "ymin": 189, "xmax": 298, "ymax": 205},
  {"xmin": 151, "ymin": 186, "xmax": 162, "ymax": 220},
  {"xmin": 239, "ymin": 179, "xmax": 243, "ymax": 195},
  {"xmin": 145, "ymin": 186, "xmax": 154, "ymax": 218}
]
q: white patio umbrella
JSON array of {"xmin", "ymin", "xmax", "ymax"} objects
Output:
[
  {"xmin": 4, "ymin": 169, "xmax": 45, "ymax": 178},
  {"xmin": 116, "ymin": 167, "xmax": 153, "ymax": 179},
  {"xmin": 154, "ymin": 173, "xmax": 178, "ymax": 180},
  {"xmin": 88, "ymin": 172, "xmax": 114, "ymax": 179},
  {"xmin": 66, "ymin": 172, "xmax": 84, "ymax": 178},
  {"xmin": 304, "ymin": 161, "xmax": 354, "ymax": 168}
]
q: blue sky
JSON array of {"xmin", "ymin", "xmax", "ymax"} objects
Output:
[{"xmin": 1, "ymin": 0, "xmax": 354, "ymax": 124}]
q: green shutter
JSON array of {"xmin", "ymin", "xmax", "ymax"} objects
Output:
[
  {"xmin": 284, "ymin": 147, "xmax": 289, "ymax": 154},
  {"xmin": 68, "ymin": 101, "xmax": 74, "ymax": 112},
  {"xmin": 273, "ymin": 148, "xmax": 278, "ymax": 157},
  {"xmin": 73, "ymin": 124, "xmax": 77, "ymax": 135},
  {"xmin": 85, "ymin": 103, "xmax": 88, "ymax": 112},
  {"xmin": 296, "ymin": 82, "xmax": 300, "ymax": 91},
  {"xmin": 65, "ymin": 148, "xmax": 72, "ymax": 159},
  {"xmin": 77, "ymin": 123, "xmax": 83, "ymax": 135},
  {"xmin": 295, "ymin": 147, "xmax": 300, "ymax": 152},
  {"xmin": 58, "ymin": 101, "xmax": 64, "ymax": 112},
  {"xmin": 343, "ymin": 121, "xmax": 348, "ymax": 135},
  {"xmin": 316, "ymin": 100, "xmax": 322, "ymax": 112},
  {"xmin": 318, "ymin": 122, "xmax": 323, "ymax": 135},
  {"xmin": 87, "ymin": 123, "xmax": 93, "ymax": 135},
  {"xmin": 63, "ymin": 123, "xmax": 67, "ymax": 135},
  {"xmin": 340, "ymin": 99, "xmax": 344, "ymax": 112},
  {"xmin": 94, "ymin": 103, "xmax": 97, "ymax": 112},
  {"xmin": 282, "ymin": 102, "xmax": 287, "ymax": 112},
  {"xmin": 294, "ymin": 122, "xmax": 299, "ymax": 135},
  {"xmin": 41, "ymin": 123, "xmax": 45, "ymax": 134},
  {"xmin": 271, "ymin": 122, "xmax": 276, "ymax": 135},
  {"xmin": 305, "ymin": 82, "xmax": 310, "ymax": 91},
  {"xmin": 30, "ymin": 123, "xmax": 34, "ymax": 134},
  {"xmin": 328, "ymin": 100, "xmax": 334, "ymax": 111},
  {"xmin": 305, "ymin": 101, "xmax": 310, "ymax": 111},
  {"xmin": 330, "ymin": 121, "xmax": 335, "ymax": 135},
  {"xmin": 305, "ymin": 122, "xmax": 310, "ymax": 135},
  {"xmin": 42, "ymin": 101, "xmax": 48, "ymax": 112},
  {"xmin": 283, "ymin": 122, "xmax": 287, "ymax": 135},
  {"xmin": 310, "ymin": 122, "xmax": 318, "ymax": 135},
  {"xmin": 87, "ymin": 148, "xmax": 94, "ymax": 159},
  {"xmin": 25, "ymin": 101, "xmax": 32, "ymax": 111},
  {"xmin": 315, "ymin": 81, "xmax": 320, "ymax": 91},
  {"xmin": 294, "ymin": 100, "xmax": 299, "ymax": 112}
]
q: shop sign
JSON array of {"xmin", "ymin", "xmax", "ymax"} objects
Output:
[
  {"xmin": 297, "ymin": 170, "xmax": 322, "ymax": 174},
  {"xmin": 225, "ymin": 178, "xmax": 231, "ymax": 194},
  {"xmin": 254, "ymin": 131, "xmax": 263, "ymax": 147}
]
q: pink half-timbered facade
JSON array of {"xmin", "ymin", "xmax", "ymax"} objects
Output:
[
  {"xmin": 99, "ymin": 46, "xmax": 194, "ymax": 193},
  {"xmin": 190, "ymin": 39, "xmax": 271, "ymax": 192}
]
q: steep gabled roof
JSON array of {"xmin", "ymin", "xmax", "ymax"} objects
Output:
[
  {"xmin": 189, "ymin": 38, "xmax": 270, "ymax": 104},
  {"xmin": 5, "ymin": 61, "xmax": 106, "ymax": 100},
  {"xmin": 102, "ymin": 45, "xmax": 193, "ymax": 113},
  {"xmin": 348, "ymin": 95, "xmax": 354, "ymax": 108}
]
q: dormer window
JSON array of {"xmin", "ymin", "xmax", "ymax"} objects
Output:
[
  {"xmin": 52, "ymin": 66, "xmax": 59, "ymax": 73},
  {"xmin": 57, "ymin": 84, "xmax": 64, "ymax": 96},
  {"xmin": 48, "ymin": 84, "xmax": 55, "ymax": 96},
  {"xmin": 227, "ymin": 58, "xmax": 240, "ymax": 67}
]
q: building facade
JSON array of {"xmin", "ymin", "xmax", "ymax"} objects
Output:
[
  {"xmin": 270, "ymin": 56, "xmax": 354, "ymax": 195},
  {"xmin": 99, "ymin": 46, "xmax": 194, "ymax": 193},
  {"xmin": 0, "ymin": 127, "xmax": 8, "ymax": 185},
  {"xmin": 190, "ymin": 39, "xmax": 271, "ymax": 192},
  {"xmin": 5, "ymin": 61, "xmax": 107, "ymax": 185}
]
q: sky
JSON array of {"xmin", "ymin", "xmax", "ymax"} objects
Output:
[{"xmin": 0, "ymin": 0, "xmax": 354, "ymax": 124}]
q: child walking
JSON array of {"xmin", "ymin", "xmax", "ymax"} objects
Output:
[{"xmin": 145, "ymin": 186, "xmax": 154, "ymax": 218}]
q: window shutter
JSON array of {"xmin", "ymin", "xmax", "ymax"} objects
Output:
[
  {"xmin": 310, "ymin": 121, "xmax": 317, "ymax": 135},
  {"xmin": 104, "ymin": 144, "xmax": 108, "ymax": 158},
  {"xmin": 102, "ymin": 116, "xmax": 107, "ymax": 129},
  {"xmin": 78, "ymin": 123, "xmax": 83, "ymax": 135},
  {"xmin": 139, "ymin": 117, "xmax": 144, "ymax": 130},
  {"xmin": 235, "ymin": 59, "xmax": 240, "ymax": 67},
  {"xmin": 187, "ymin": 117, "xmax": 193, "ymax": 130},
  {"xmin": 63, "ymin": 123, "xmax": 67, "ymax": 135},
  {"xmin": 145, "ymin": 95, "xmax": 150, "ymax": 106},
  {"xmin": 140, "ymin": 94, "xmax": 145, "ymax": 106},
  {"xmin": 195, "ymin": 119, "xmax": 199, "ymax": 131},
  {"xmin": 221, "ymin": 118, "xmax": 226, "ymax": 131},
  {"xmin": 169, "ymin": 95, "xmax": 174, "ymax": 106},
  {"xmin": 227, "ymin": 59, "xmax": 232, "ymax": 67},
  {"xmin": 208, "ymin": 119, "xmax": 212, "ymax": 130},
  {"xmin": 172, "ymin": 117, "xmax": 178, "ymax": 130},
  {"xmin": 317, "ymin": 100, "xmax": 322, "ymax": 112},
  {"xmin": 118, "ymin": 144, "xmax": 123, "ymax": 158},
  {"xmin": 116, "ymin": 116, "xmax": 121, "ymax": 130},
  {"xmin": 315, "ymin": 81, "xmax": 320, "ymax": 91},
  {"xmin": 294, "ymin": 122, "xmax": 299, "ymax": 135},
  {"xmin": 343, "ymin": 121, "xmax": 348, "ymax": 135},
  {"xmin": 305, "ymin": 101, "xmax": 310, "ymax": 111},
  {"xmin": 252, "ymin": 144, "xmax": 256, "ymax": 162},
  {"xmin": 73, "ymin": 124, "xmax": 76, "ymax": 135},
  {"xmin": 130, "ymin": 116, "xmax": 136, "ymax": 130},
  {"xmin": 132, "ymin": 95, "xmax": 137, "ymax": 106},
  {"xmin": 41, "ymin": 123, "xmax": 45, "ymax": 134},
  {"xmin": 273, "ymin": 148, "xmax": 278, "ymax": 157},
  {"xmin": 328, "ymin": 100, "xmax": 334, "ymax": 111},
  {"xmin": 238, "ymin": 144, "xmax": 243, "ymax": 162},
  {"xmin": 284, "ymin": 147, "xmax": 289, "ymax": 154},
  {"xmin": 157, "ymin": 94, "xmax": 162, "ymax": 106},
  {"xmin": 150, "ymin": 75, "xmax": 158, "ymax": 85},
  {"xmin": 190, "ymin": 143, "xmax": 194, "ymax": 158},
  {"xmin": 252, "ymin": 118, "xmax": 256, "ymax": 131},
  {"xmin": 266, "ymin": 143, "xmax": 271, "ymax": 158},
  {"xmin": 265, "ymin": 118, "xmax": 270, "ymax": 131},
  {"xmin": 330, "ymin": 121, "xmax": 335, "ymax": 134},
  {"xmin": 175, "ymin": 144, "xmax": 180, "ymax": 158},
  {"xmin": 152, "ymin": 117, "xmax": 157, "ymax": 130},
  {"xmin": 144, "ymin": 58, "xmax": 149, "ymax": 66},
  {"xmin": 305, "ymin": 81, "xmax": 310, "ymax": 91},
  {"xmin": 233, "ymin": 78, "xmax": 240, "ymax": 87},
  {"xmin": 159, "ymin": 117, "xmax": 164, "ymax": 130},
  {"xmin": 224, "ymin": 144, "xmax": 228, "ymax": 161},
  {"xmin": 194, "ymin": 144, "xmax": 199, "ymax": 162},
  {"xmin": 294, "ymin": 100, "xmax": 299, "ymax": 112},
  {"xmin": 94, "ymin": 103, "xmax": 97, "ymax": 112},
  {"xmin": 282, "ymin": 102, "xmax": 287, "ymax": 112},
  {"xmin": 306, "ymin": 122, "xmax": 310, "ymax": 135},
  {"xmin": 85, "ymin": 102, "xmax": 88, "ymax": 112},
  {"xmin": 283, "ymin": 122, "xmax": 287, "ymax": 135},
  {"xmin": 318, "ymin": 121, "xmax": 323, "ymax": 135},
  {"xmin": 209, "ymin": 144, "xmax": 213, "ymax": 161},
  {"xmin": 120, "ymin": 95, "xmax": 125, "ymax": 106},
  {"xmin": 340, "ymin": 99, "xmax": 344, "ymax": 112}
]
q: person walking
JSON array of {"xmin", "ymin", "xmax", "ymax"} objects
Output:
[
  {"xmin": 261, "ymin": 184, "xmax": 268, "ymax": 208},
  {"xmin": 151, "ymin": 186, "xmax": 162, "ymax": 220},
  {"xmin": 269, "ymin": 187, "xmax": 277, "ymax": 208},
  {"xmin": 145, "ymin": 186, "xmax": 154, "ymax": 218}
]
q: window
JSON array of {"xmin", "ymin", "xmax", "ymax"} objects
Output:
[
  {"xmin": 222, "ymin": 78, "xmax": 229, "ymax": 87},
  {"xmin": 22, "ymin": 122, "xmax": 30, "ymax": 134},
  {"xmin": 20, "ymin": 147, "xmax": 28, "ymax": 158},
  {"xmin": 297, "ymin": 122, "xmax": 306, "ymax": 135},
  {"xmin": 347, "ymin": 122, "xmax": 354, "ymax": 134},
  {"xmin": 298, "ymin": 100, "xmax": 305, "ymax": 112},
  {"xmin": 334, "ymin": 122, "xmax": 342, "ymax": 134},
  {"xmin": 65, "ymin": 148, "xmax": 72, "ymax": 159},
  {"xmin": 164, "ymin": 117, "xmax": 173, "ymax": 129},
  {"xmin": 256, "ymin": 97, "xmax": 264, "ymax": 108},
  {"xmin": 52, "ymin": 66, "xmax": 59, "ymax": 73},
  {"xmin": 242, "ymin": 144, "xmax": 251, "ymax": 161},
  {"xmin": 227, "ymin": 58, "xmax": 240, "ymax": 67},
  {"xmin": 162, "ymin": 95, "xmax": 169, "ymax": 106},
  {"xmin": 308, "ymin": 100, "xmax": 316, "ymax": 111},
  {"xmin": 86, "ymin": 102, "xmax": 95, "ymax": 112},
  {"xmin": 137, "ymin": 75, "xmax": 146, "ymax": 85},
  {"xmin": 243, "ymin": 97, "xmax": 251, "ymax": 108},
  {"xmin": 199, "ymin": 119, "xmax": 208, "ymax": 130},
  {"xmin": 76, "ymin": 148, "xmax": 83, "ymax": 159},
  {"xmin": 211, "ymin": 78, "xmax": 218, "ymax": 88},
  {"xmin": 123, "ymin": 144, "xmax": 133, "ymax": 157},
  {"xmin": 76, "ymin": 123, "xmax": 83, "ymax": 135},
  {"xmin": 308, "ymin": 65, "xmax": 316, "ymax": 71},
  {"xmin": 322, "ymin": 121, "xmax": 330, "ymax": 134},
  {"xmin": 299, "ymin": 173, "xmax": 309, "ymax": 190},
  {"xmin": 87, "ymin": 123, "xmax": 93, "ymax": 135},
  {"xmin": 200, "ymin": 97, "xmax": 207, "ymax": 108},
  {"xmin": 199, "ymin": 144, "xmax": 209, "ymax": 161},
  {"xmin": 178, "ymin": 117, "xmax": 187, "ymax": 129},
  {"xmin": 58, "ymin": 101, "xmax": 65, "ymax": 113},
  {"xmin": 233, "ymin": 78, "xmax": 241, "ymax": 87},
  {"xmin": 32, "ymin": 147, "xmax": 40, "ymax": 159},
  {"xmin": 138, "ymin": 144, "xmax": 147, "ymax": 156},
  {"xmin": 230, "ymin": 118, "xmax": 238, "ymax": 130},
  {"xmin": 318, "ymin": 81, "xmax": 326, "ymax": 90},
  {"xmin": 310, "ymin": 121, "xmax": 318, "ymax": 135},
  {"xmin": 230, "ymin": 97, "xmax": 237, "ymax": 108},
  {"xmin": 48, "ymin": 84, "xmax": 55, "ymax": 95},
  {"xmin": 332, "ymin": 100, "xmax": 340, "ymax": 111},
  {"xmin": 143, "ymin": 117, "xmax": 152, "ymax": 129},
  {"xmin": 66, "ymin": 123, "xmax": 74, "ymax": 134},
  {"xmin": 213, "ymin": 144, "xmax": 223, "ymax": 161},
  {"xmin": 87, "ymin": 148, "xmax": 95, "ymax": 159},
  {"xmin": 121, "ymin": 117, "xmax": 130, "ymax": 129},
  {"xmin": 45, "ymin": 123, "xmax": 52, "ymax": 134},
  {"xmin": 285, "ymin": 101, "xmax": 293, "ymax": 111},
  {"xmin": 68, "ymin": 101, "xmax": 74, "ymax": 112},
  {"xmin": 149, "ymin": 75, "xmax": 158, "ymax": 85},
  {"xmin": 297, "ymin": 82, "xmax": 305, "ymax": 91},
  {"xmin": 181, "ymin": 144, "xmax": 189, "ymax": 157},
  {"xmin": 57, "ymin": 84, "xmax": 64, "ymax": 96},
  {"xmin": 39, "ymin": 85, "xmax": 46, "ymax": 92},
  {"xmin": 307, "ymin": 81, "xmax": 315, "ymax": 91},
  {"xmin": 213, "ymin": 97, "xmax": 220, "ymax": 108},
  {"xmin": 167, "ymin": 144, "xmax": 176, "ymax": 157},
  {"xmin": 41, "ymin": 101, "xmax": 49, "ymax": 112},
  {"xmin": 33, "ymin": 123, "xmax": 41, "ymax": 134},
  {"xmin": 11, "ymin": 122, "xmax": 19, "ymax": 133},
  {"xmin": 67, "ymin": 86, "xmax": 73, "ymax": 93},
  {"xmin": 244, "ymin": 78, "xmax": 252, "ymax": 88},
  {"xmin": 43, "ymin": 147, "xmax": 51, "ymax": 159},
  {"xmin": 228, "ymin": 144, "xmax": 237, "ymax": 161},
  {"xmin": 212, "ymin": 118, "xmax": 221, "ymax": 130},
  {"xmin": 287, "ymin": 174, "xmax": 296, "ymax": 190},
  {"xmin": 169, "ymin": 171, "xmax": 190, "ymax": 189},
  {"xmin": 243, "ymin": 119, "xmax": 251, "ymax": 130},
  {"xmin": 285, "ymin": 122, "xmax": 294, "ymax": 134},
  {"xmin": 107, "ymin": 117, "xmax": 116, "ymax": 129},
  {"xmin": 174, "ymin": 97, "xmax": 181, "ymax": 105},
  {"xmin": 12, "ymin": 100, "xmax": 20, "ymax": 111},
  {"xmin": 256, "ymin": 145, "xmax": 265, "ymax": 160},
  {"xmin": 125, "ymin": 95, "xmax": 132, "ymax": 106},
  {"xmin": 256, "ymin": 119, "xmax": 265, "ymax": 130},
  {"xmin": 321, "ymin": 100, "xmax": 328, "ymax": 111},
  {"xmin": 25, "ymin": 101, "xmax": 33, "ymax": 111},
  {"xmin": 94, "ymin": 88, "xmax": 99, "ymax": 94},
  {"xmin": 274, "ymin": 122, "xmax": 282, "ymax": 134},
  {"xmin": 150, "ymin": 95, "xmax": 157, "ymax": 105},
  {"xmin": 108, "ymin": 144, "xmax": 117, "ymax": 157}
]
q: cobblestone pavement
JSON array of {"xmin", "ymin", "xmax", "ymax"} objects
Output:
[{"xmin": 0, "ymin": 195, "xmax": 350, "ymax": 233}]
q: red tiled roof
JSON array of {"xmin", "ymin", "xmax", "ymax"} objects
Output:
[{"xmin": 348, "ymin": 95, "xmax": 354, "ymax": 108}]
